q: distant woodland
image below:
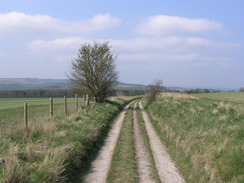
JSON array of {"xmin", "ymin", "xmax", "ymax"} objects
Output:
[{"xmin": 0, "ymin": 89, "xmax": 145, "ymax": 98}]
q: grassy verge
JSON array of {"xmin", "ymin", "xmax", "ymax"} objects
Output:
[
  {"xmin": 0, "ymin": 96, "xmax": 138, "ymax": 182},
  {"xmin": 143, "ymin": 93, "xmax": 244, "ymax": 183},
  {"xmin": 135, "ymin": 102, "xmax": 161, "ymax": 183},
  {"xmin": 107, "ymin": 102, "xmax": 138, "ymax": 183}
]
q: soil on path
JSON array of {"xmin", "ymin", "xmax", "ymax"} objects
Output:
[
  {"xmin": 133, "ymin": 102, "xmax": 156, "ymax": 183},
  {"xmin": 84, "ymin": 103, "xmax": 131, "ymax": 183},
  {"xmin": 139, "ymin": 101, "xmax": 185, "ymax": 183}
]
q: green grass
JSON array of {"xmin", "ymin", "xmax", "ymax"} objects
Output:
[
  {"xmin": 193, "ymin": 92, "xmax": 244, "ymax": 104},
  {"xmin": 107, "ymin": 102, "xmax": 138, "ymax": 183},
  {"xmin": 0, "ymin": 96, "xmax": 138, "ymax": 182},
  {"xmin": 143, "ymin": 93, "xmax": 244, "ymax": 183},
  {"xmin": 115, "ymin": 86, "xmax": 149, "ymax": 91},
  {"xmin": 0, "ymin": 97, "xmax": 76, "ymax": 110}
]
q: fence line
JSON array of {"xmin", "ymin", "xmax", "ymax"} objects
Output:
[
  {"xmin": 23, "ymin": 95, "xmax": 92, "ymax": 130},
  {"xmin": 24, "ymin": 103, "xmax": 28, "ymax": 129},
  {"xmin": 50, "ymin": 98, "xmax": 53, "ymax": 117},
  {"xmin": 64, "ymin": 96, "xmax": 67, "ymax": 116}
]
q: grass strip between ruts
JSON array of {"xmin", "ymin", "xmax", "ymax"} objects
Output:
[{"xmin": 107, "ymin": 102, "xmax": 138, "ymax": 183}]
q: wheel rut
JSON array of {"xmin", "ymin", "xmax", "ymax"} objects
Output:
[
  {"xmin": 84, "ymin": 103, "xmax": 131, "ymax": 183},
  {"xmin": 83, "ymin": 100, "xmax": 185, "ymax": 183},
  {"xmin": 139, "ymin": 101, "xmax": 185, "ymax": 183},
  {"xmin": 133, "ymin": 101, "xmax": 157, "ymax": 183}
]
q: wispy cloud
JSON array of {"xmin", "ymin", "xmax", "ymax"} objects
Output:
[
  {"xmin": 0, "ymin": 12, "xmax": 120, "ymax": 36},
  {"xmin": 136, "ymin": 15, "xmax": 223, "ymax": 35},
  {"xmin": 26, "ymin": 36, "xmax": 238, "ymax": 67},
  {"xmin": 0, "ymin": 52, "xmax": 11, "ymax": 58},
  {"xmin": 26, "ymin": 37, "xmax": 88, "ymax": 52},
  {"xmin": 29, "ymin": 36, "xmax": 238, "ymax": 52}
]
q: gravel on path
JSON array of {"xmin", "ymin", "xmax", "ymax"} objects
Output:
[
  {"xmin": 139, "ymin": 101, "xmax": 185, "ymax": 183},
  {"xmin": 84, "ymin": 103, "xmax": 131, "ymax": 183},
  {"xmin": 133, "ymin": 102, "xmax": 157, "ymax": 183}
]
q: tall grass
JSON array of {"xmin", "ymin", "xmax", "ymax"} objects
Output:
[
  {"xmin": 0, "ymin": 96, "xmax": 137, "ymax": 182},
  {"xmin": 194, "ymin": 92, "xmax": 244, "ymax": 104},
  {"xmin": 143, "ymin": 93, "xmax": 244, "ymax": 183}
]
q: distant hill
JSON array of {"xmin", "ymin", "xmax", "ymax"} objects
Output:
[
  {"xmin": 0, "ymin": 78, "xmax": 150, "ymax": 90},
  {"xmin": 0, "ymin": 78, "xmax": 192, "ymax": 91},
  {"xmin": 0, "ymin": 78, "xmax": 70, "ymax": 90}
]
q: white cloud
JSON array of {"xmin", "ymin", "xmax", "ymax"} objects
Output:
[
  {"xmin": 203, "ymin": 56, "xmax": 233, "ymax": 62},
  {"xmin": 28, "ymin": 36, "xmax": 233, "ymax": 53},
  {"xmin": 26, "ymin": 36, "xmax": 239, "ymax": 68},
  {"xmin": 136, "ymin": 15, "xmax": 223, "ymax": 35},
  {"xmin": 0, "ymin": 12, "xmax": 120, "ymax": 36},
  {"xmin": 27, "ymin": 37, "xmax": 87, "ymax": 52},
  {"xmin": 0, "ymin": 53, "xmax": 11, "ymax": 58},
  {"xmin": 119, "ymin": 53, "xmax": 199, "ymax": 62}
]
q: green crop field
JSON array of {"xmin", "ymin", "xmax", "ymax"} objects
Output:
[
  {"xmin": 115, "ymin": 86, "xmax": 149, "ymax": 91},
  {"xmin": 193, "ymin": 92, "xmax": 244, "ymax": 104},
  {"xmin": 0, "ymin": 97, "xmax": 76, "ymax": 110}
]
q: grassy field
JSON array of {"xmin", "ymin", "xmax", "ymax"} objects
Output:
[
  {"xmin": 0, "ymin": 97, "xmax": 76, "ymax": 110},
  {"xmin": 115, "ymin": 86, "xmax": 149, "ymax": 91},
  {"xmin": 143, "ymin": 92, "xmax": 244, "ymax": 183},
  {"xmin": 193, "ymin": 92, "xmax": 244, "ymax": 104},
  {"xmin": 0, "ymin": 96, "xmax": 138, "ymax": 182}
]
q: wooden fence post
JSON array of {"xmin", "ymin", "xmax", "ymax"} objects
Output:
[
  {"xmin": 86, "ymin": 94, "xmax": 89, "ymax": 106},
  {"xmin": 64, "ymin": 96, "xmax": 67, "ymax": 116},
  {"xmin": 24, "ymin": 103, "xmax": 28, "ymax": 129},
  {"xmin": 50, "ymin": 98, "xmax": 53, "ymax": 116},
  {"xmin": 76, "ymin": 94, "xmax": 78, "ymax": 111},
  {"xmin": 83, "ymin": 95, "xmax": 85, "ymax": 108}
]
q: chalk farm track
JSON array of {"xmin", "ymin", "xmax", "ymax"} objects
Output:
[{"xmin": 83, "ymin": 101, "xmax": 184, "ymax": 183}]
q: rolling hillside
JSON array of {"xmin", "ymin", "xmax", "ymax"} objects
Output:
[{"xmin": 0, "ymin": 78, "xmax": 150, "ymax": 90}]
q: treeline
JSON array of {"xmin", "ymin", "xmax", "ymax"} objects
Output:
[
  {"xmin": 0, "ymin": 89, "xmax": 74, "ymax": 98},
  {"xmin": 184, "ymin": 89, "xmax": 221, "ymax": 94},
  {"xmin": 0, "ymin": 89, "xmax": 145, "ymax": 98}
]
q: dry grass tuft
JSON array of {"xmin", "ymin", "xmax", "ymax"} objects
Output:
[
  {"xmin": 160, "ymin": 92, "xmax": 198, "ymax": 100},
  {"xmin": 2, "ymin": 145, "xmax": 23, "ymax": 183},
  {"xmin": 56, "ymin": 131, "xmax": 67, "ymax": 137},
  {"xmin": 190, "ymin": 108, "xmax": 196, "ymax": 114},
  {"xmin": 212, "ymin": 109, "xmax": 218, "ymax": 114},
  {"xmin": 43, "ymin": 122, "xmax": 57, "ymax": 134},
  {"xmin": 220, "ymin": 115, "xmax": 228, "ymax": 121},
  {"xmin": 36, "ymin": 145, "xmax": 73, "ymax": 183},
  {"xmin": 217, "ymin": 102, "xmax": 232, "ymax": 111}
]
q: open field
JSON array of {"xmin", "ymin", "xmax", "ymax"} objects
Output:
[
  {"xmin": 1, "ymin": 93, "xmax": 243, "ymax": 182},
  {"xmin": 193, "ymin": 92, "xmax": 244, "ymax": 104},
  {"xmin": 0, "ymin": 96, "xmax": 137, "ymax": 182},
  {"xmin": 143, "ymin": 92, "xmax": 244, "ymax": 183},
  {"xmin": 0, "ymin": 97, "xmax": 76, "ymax": 110}
]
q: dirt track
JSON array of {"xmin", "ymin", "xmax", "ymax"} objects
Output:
[
  {"xmin": 133, "ymin": 102, "xmax": 155, "ymax": 183},
  {"xmin": 84, "ymin": 103, "xmax": 131, "ymax": 183},
  {"xmin": 84, "ymin": 101, "xmax": 185, "ymax": 183},
  {"xmin": 139, "ymin": 101, "xmax": 185, "ymax": 183}
]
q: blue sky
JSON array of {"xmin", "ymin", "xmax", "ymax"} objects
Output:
[{"xmin": 0, "ymin": 0, "xmax": 243, "ymax": 89}]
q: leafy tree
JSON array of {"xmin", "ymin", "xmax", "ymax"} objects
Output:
[{"xmin": 68, "ymin": 41, "xmax": 118, "ymax": 102}]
